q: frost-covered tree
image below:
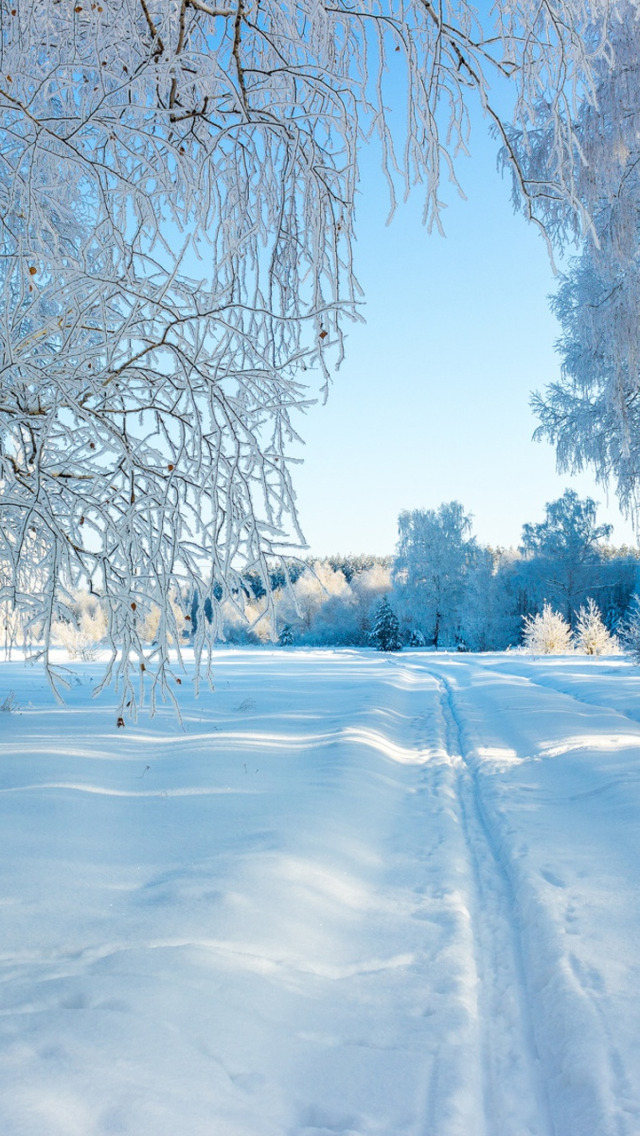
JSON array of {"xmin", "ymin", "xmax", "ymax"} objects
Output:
[
  {"xmin": 394, "ymin": 502, "xmax": 476, "ymax": 647},
  {"xmin": 278, "ymin": 562, "xmax": 352, "ymax": 636},
  {"xmin": 520, "ymin": 490, "xmax": 612, "ymax": 627},
  {"xmin": 523, "ymin": 603, "xmax": 573, "ymax": 654},
  {"xmin": 271, "ymin": 558, "xmax": 391, "ymax": 646},
  {"xmin": 370, "ymin": 597, "xmax": 401, "ymax": 652},
  {"xmin": 620, "ymin": 595, "xmax": 640, "ymax": 662},
  {"xmin": 574, "ymin": 597, "xmax": 618, "ymax": 654},
  {"xmin": 507, "ymin": 4, "xmax": 640, "ymax": 525},
  {"xmin": 0, "ymin": 0, "xmax": 625, "ymax": 705},
  {"xmin": 460, "ymin": 547, "xmax": 522, "ymax": 651}
]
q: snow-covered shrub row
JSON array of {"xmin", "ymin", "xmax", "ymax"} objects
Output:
[
  {"xmin": 35, "ymin": 558, "xmax": 634, "ymax": 659},
  {"xmin": 522, "ymin": 599, "xmax": 621, "ymax": 655}
]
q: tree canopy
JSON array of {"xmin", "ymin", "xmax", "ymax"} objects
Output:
[
  {"xmin": 394, "ymin": 502, "xmax": 477, "ymax": 646},
  {"xmin": 520, "ymin": 489, "xmax": 613, "ymax": 625},
  {"xmin": 513, "ymin": 4, "xmax": 640, "ymax": 525}
]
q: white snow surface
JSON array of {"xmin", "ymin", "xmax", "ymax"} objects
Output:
[{"xmin": 1, "ymin": 648, "xmax": 639, "ymax": 1136}]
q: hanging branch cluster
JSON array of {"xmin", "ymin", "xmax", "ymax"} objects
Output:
[{"xmin": 0, "ymin": 0, "xmax": 617, "ymax": 706}]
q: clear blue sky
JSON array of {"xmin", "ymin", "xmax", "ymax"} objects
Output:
[{"xmin": 289, "ymin": 115, "xmax": 637, "ymax": 558}]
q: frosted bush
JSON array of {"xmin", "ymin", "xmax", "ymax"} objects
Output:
[
  {"xmin": 523, "ymin": 604, "xmax": 573, "ymax": 655},
  {"xmin": 574, "ymin": 598, "xmax": 618, "ymax": 656},
  {"xmin": 138, "ymin": 595, "xmax": 188, "ymax": 647},
  {"xmin": 274, "ymin": 561, "xmax": 386, "ymax": 646},
  {"xmin": 53, "ymin": 597, "xmax": 107, "ymax": 660}
]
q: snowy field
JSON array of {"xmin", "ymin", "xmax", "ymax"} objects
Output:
[{"xmin": 1, "ymin": 649, "xmax": 639, "ymax": 1136}]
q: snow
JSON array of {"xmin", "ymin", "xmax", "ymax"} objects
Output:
[{"xmin": 1, "ymin": 648, "xmax": 639, "ymax": 1136}]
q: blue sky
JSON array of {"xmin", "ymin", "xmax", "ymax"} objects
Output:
[{"xmin": 290, "ymin": 116, "xmax": 638, "ymax": 557}]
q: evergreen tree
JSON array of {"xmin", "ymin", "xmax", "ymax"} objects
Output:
[{"xmin": 370, "ymin": 598, "xmax": 402, "ymax": 652}]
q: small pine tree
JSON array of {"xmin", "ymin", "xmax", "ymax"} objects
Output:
[
  {"xmin": 278, "ymin": 624, "xmax": 294, "ymax": 646},
  {"xmin": 523, "ymin": 603, "xmax": 573, "ymax": 655},
  {"xmin": 370, "ymin": 598, "xmax": 402, "ymax": 652},
  {"xmin": 574, "ymin": 598, "xmax": 618, "ymax": 655}
]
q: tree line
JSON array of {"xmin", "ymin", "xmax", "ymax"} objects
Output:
[
  {"xmin": 22, "ymin": 490, "xmax": 638, "ymax": 659},
  {"xmin": 272, "ymin": 491, "xmax": 637, "ymax": 652}
]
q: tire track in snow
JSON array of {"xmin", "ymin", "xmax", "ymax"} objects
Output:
[{"xmin": 432, "ymin": 669, "xmax": 554, "ymax": 1136}]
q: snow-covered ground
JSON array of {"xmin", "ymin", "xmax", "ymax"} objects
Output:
[{"xmin": 1, "ymin": 649, "xmax": 639, "ymax": 1136}]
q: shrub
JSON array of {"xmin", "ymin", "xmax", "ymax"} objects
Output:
[
  {"xmin": 52, "ymin": 597, "xmax": 107, "ymax": 660},
  {"xmin": 574, "ymin": 598, "xmax": 618, "ymax": 655},
  {"xmin": 522, "ymin": 603, "xmax": 573, "ymax": 654}
]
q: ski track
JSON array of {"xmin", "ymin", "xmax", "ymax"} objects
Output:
[
  {"xmin": 425, "ymin": 656, "xmax": 640, "ymax": 1136},
  {"xmin": 387, "ymin": 657, "xmax": 553, "ymax": 1136},
  {"xmin": 436, "ymin": 670, "xmax": 552, "ymax": 1136}
]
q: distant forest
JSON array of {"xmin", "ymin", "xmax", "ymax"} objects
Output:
[{"xmin": 18, "ymin": 490, "xmax": 638, "ymax": 661}]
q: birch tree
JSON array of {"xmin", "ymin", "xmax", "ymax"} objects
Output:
[
  {"xmin": 394, "ymin": 502, "xmax": 477, "ymax": 647},
  {"xmin": 0, "ymin": 0, "xmax": 622, "ymax": 705},
  {"xmin": 520, "ymin": 490, "xmax": 612, "ymax": 626},
  {"xmin": 509, "ymin": 4, "xmax": 640, "ymax": 525}
]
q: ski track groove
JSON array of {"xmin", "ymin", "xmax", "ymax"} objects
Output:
[{"xmin": 429, "ymin": 666, "xmax": 554, "ymax": 1136}]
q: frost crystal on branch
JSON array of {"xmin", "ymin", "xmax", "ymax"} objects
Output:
[{"xmin": 0, "ymin": 0, "xmax": 620, "ymax": 707}]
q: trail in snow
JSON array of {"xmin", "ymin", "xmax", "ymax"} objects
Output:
[
  {"xmin": 434, "ymin": 669, "xmax": 552, "ymax": 1136},
  {"xmin": 421, "ymin": 654, "xmax": 640, "ymax": 1136},
  {"xmin": 0, "ymin": 649, "xmax": 639, "ymax": 1136}
]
